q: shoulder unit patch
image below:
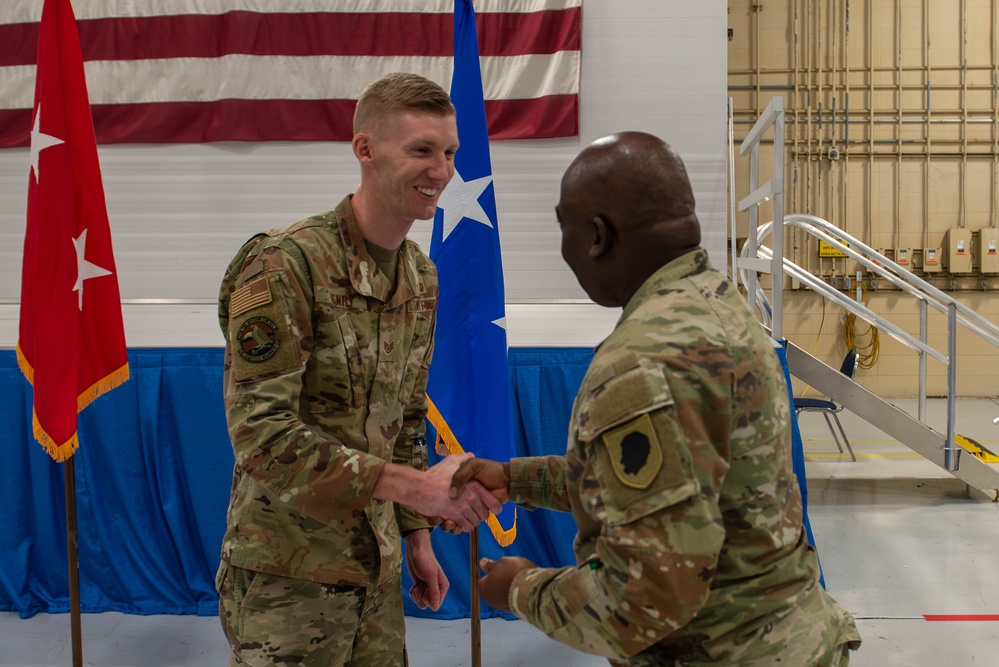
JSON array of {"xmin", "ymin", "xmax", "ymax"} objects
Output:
[
  {"xmin": 601, "ymin": 413, "xmax": 663, "ymax": 490},
  {"xmin": 237, "ymin": 316, "xmax": 281, "ymax": 362}
]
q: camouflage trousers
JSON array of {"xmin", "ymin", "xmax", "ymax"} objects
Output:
[
  {"xmin": 217, "ymin": 562, "xmax": 407, "ymax": 666},
  {"xmin": 610, "ymin": 642, "xmax": 853, "ymax": 667}
]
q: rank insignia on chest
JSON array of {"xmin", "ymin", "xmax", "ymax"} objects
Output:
[
  {"xmin": 601, "ymin": 413, "xmax": 663, "ymax": 489},
  {"xmin": 237, "ymin": 316, "xmax": 281, "ymax": 362}
]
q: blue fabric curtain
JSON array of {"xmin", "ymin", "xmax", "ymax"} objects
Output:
[
  {"xmin": 0, "ymin": 349, "xmax": 233, "ymax": 618},
  {"xmin": 0, "ymin": 345, "xmax": 814, "ymax": 619}
]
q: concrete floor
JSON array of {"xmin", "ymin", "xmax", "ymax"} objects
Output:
[{"xmin": 3, "ymin": 397, "xmax": 998, "ymax": 667}]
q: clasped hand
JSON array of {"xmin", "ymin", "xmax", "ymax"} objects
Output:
[{"xmin": 422, "ymin": 453, "xmax": 503, "ymax": 532}]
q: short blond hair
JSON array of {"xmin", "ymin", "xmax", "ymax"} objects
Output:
[{"xmin": 353, "ymin": 72, "xmax": 455, "ymax": 134}]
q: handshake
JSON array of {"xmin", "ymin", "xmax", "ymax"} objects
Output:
[
  {"xmin": 373, "ymin": 452, "xmax": 509, "ymax": 532},
  {"xmin": 422, "ymin": 453, "xmax": 511, "ymax": 532}
]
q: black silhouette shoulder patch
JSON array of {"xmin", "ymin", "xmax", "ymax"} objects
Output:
[{"xmin": 601, "ymin": 413, "xmax": 662, "ymax": 490}]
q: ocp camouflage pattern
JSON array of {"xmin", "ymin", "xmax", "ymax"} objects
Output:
[
  {"xmin": 506, "ymin": 249, "xmax": 861, "ymax": 665},
  {"xmin": 217, "ymin": 562, "xmax": 406, "ymax": 666},
  {"xmin": 217, "ymin": 195, "xmax": 437, "ymax": 590}
]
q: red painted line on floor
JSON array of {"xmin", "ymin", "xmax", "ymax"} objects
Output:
[{"xmin": 923, "ymin": 614, "xmax": 999, "ymax": 621}]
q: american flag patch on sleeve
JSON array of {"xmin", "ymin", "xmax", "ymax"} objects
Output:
[{"xmin": 230, "ymin": 276, "xmax": 272, "ymax": 318}]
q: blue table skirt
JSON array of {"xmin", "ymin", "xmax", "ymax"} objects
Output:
[{"xmin": 0, "ymin": 346, "xmax": 813, "ymax": 619}]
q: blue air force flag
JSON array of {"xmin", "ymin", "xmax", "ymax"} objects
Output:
[{"xmin": 427, "ymin": 0, "xmax": 516, "ymax": 546}]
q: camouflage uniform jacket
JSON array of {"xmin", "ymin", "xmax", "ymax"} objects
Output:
[
  {"xmin": 217, "ymin": 195, "xmax": 436, "ymax": 588},
  {"xmin": 506, "ymin": 249, "xmax": 861, "ymax": 665}
]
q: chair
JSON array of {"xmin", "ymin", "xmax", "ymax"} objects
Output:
[{"xmin": 794, "ymin": 348, "xmax": 859, "ymax": 462}]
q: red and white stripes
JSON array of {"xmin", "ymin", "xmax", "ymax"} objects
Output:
[{"xmin": 0, "ymin": 0, "xmax": 581, "ymax": 146}]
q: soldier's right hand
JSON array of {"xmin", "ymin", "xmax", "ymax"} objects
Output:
[
  {"xmin": 423, "ymin": 454, "xmax": 503, "ymax": 532},
  {"xmin": 449, "ymin": 457, "xmax": 511, "ymax": 504}
]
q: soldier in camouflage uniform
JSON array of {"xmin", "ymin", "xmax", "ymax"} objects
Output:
[
  {"xmin": 449, "ymin": 132, "xmax": 862, "ymax": 665},
  {"xmin": 215, "ymin": 73, "xmax": 501, "ymax": 667}
]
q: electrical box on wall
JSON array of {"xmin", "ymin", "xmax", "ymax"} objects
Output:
[
  {"xmin": 894, "ymin": 248, "xmax": 912, "ymax": 268},
  {"xmin": 923, "ymin": 247, "xmax": 942, "ymax": 273},
  {"xmin": 945, "ymin": 228, "xmax": 973, "ymax": 274},
  {"xmin": 980, "ymin": 228, "xmax": 999, "ymax": 275}
]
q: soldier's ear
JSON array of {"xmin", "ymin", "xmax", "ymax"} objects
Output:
[
  {"xmin": 589, "ymin": 215, "xmax": 612, "ymax": 259},
  {"xmin": 353, "ymin": 132, "xmax": 373, "ymax": 163}
]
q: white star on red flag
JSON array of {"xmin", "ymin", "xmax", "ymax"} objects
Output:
[
  {"xmin": 72, "ymin": 229, "xmax": 113, "ymax": 310},
  {"xmin": 29, "ymin": 104, "xmax": 64, "ymax": 184}
]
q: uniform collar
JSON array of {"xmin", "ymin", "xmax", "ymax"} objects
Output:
[
  {"xmin": 619, "ymin": 248, "xmax": 711, "ymax": 323},
  {"xmin": 335, "ymin": 195, "xmax": 424, "ymax": 307}
]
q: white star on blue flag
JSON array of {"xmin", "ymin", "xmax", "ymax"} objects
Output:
[{"xmin": 435, "ymin": 167, "xmax": 493, "ymax": 242}]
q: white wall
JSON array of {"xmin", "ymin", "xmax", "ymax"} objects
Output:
[{"xmin": 0, "ymin": 0, "xmax": 727, "ymax": 348}]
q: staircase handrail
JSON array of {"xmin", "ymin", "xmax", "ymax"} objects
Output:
[
  {"xmin": 748, "ymin": 242, "xmax": 946, "ymax": 363},
  {"xmin": 777, "ymin": 215, "xmax": 999, "ymax": 347}
]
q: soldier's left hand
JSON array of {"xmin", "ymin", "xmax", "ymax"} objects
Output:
[
  {"xmin": 478, "ymin": 556, "xmax": 536, "ymax": 612},
  {"xmin": 405, "ymin": 531, "xmax": 449, "ymax": 611}
]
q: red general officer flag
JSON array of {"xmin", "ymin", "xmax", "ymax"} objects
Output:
[{"xmin": 17, "ymin": 0, "xmax": 129, "ymax": 462}]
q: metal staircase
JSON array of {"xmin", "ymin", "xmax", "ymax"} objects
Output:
[
  {"xmin": 783, "ymin": 338, "xmax": 999, "ymax": 499},
  {"xmin": 731, "ymin": 97, "xmax": 999, "ymax": 500}
]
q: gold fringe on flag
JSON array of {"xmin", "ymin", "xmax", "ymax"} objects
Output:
[
  {"xmin": 15, "ymin": 342, "xmax": 34, "ymax": 385},
  {"xmin": 77, "ymin": 363, "xmax": 130, "ymax": 412},
  {"xmin": 427, "ymin": 396, "xmax": 517, "ymax": 546},
  {"xmin": 32, "ymin": 410, "xmax": 79, "ymax": 462},
  {"xmin": 16, "ymin": 342, "xmax": 130, "ymax": 461}
]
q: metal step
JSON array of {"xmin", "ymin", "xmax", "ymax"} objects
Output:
[{"xmin": 783, "ymin": 339, "xmax": 999, "ymax": 500}]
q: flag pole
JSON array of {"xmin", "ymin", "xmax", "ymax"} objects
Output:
[
  {"xmin": 470, "ymin": 526, "xmax": 481, "ymax": 667},
  {"xmin": 64, "ymin": 457, "xmax": 83, "ymax": 667}
]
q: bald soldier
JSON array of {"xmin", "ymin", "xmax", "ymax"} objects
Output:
[{"xmin": 450, "ymin": 132, "xmax": 862, "ymax": 666}]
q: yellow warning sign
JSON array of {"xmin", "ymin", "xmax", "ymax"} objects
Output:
[{"xmin": 818, "ymin": 240, "xmax": 850, "ymax": 258}]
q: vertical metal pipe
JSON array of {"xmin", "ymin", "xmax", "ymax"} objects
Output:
[
  {"xmin": 945, "ymin": 303, "xmax": 958, "ymax": 471},
  {"xmin": 755, "ymin": 2, "xmax": 762, "ymax": 117},
  {"xmin": 729, "ymin": 98, "xmax": 739, "ymax": 285},
  {"xmin": 961, "ymin": 0, "xmax": 968, "ymax": 228},
  {"xmin": 793, "ymin": 0, "xmax": 803, "ymax": 275},
  {"xmin": 807, "ymin": 0, "xmax": 813, "ymax": 218},
  {"xmin": 773, "ymin": 103, "xmax": 786, "ymax": 340},
  {"xmin": 924, "ymin": 0, "xmax": 932, "ymax": 251},
  {"xmin": 895, "ymin": 0, "xmax": 902, "ymax": 250},
  {"xmin": 919, "ymin": 299, "xmax": 928, "ymax": 421},
  {"xmin": 748, "ymin": 144, "xmax": 761, "ymax": 319},
  {"xmin": 817, "ymin": 1, "xmax": 824, "ymax": 218},
  {"xmin": 868, "ymin": 0, "xmax": 875, "ymax": 246},
  {"xmin": 793, "ymin": 1, "xmax": 800, "ymax": 210},
  {"xmin": 818, "ymin": 102, "xmax": 824, "ymax": 221},
  {"xmin": 832, "ymin": 97, "xmax": 837, "ymax": 270},
  {"xmin": 792, "ymin": 0, "xmax": 803, "ymax": 278},
  {"xmin": 819, "ymin": 0, "xmax": 843, "ymax": 231},
  {"xmin": 993, "ymin": 0, "xmax": 998, "ymax": 228},
  {"xmin": 845, "ymin": 2, "xmax": 851, "ymax": 267}
]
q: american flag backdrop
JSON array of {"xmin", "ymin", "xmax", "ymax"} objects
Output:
[{"xmin": 0, "ymin": 0, "xmax": 581, "ymax": 147}]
